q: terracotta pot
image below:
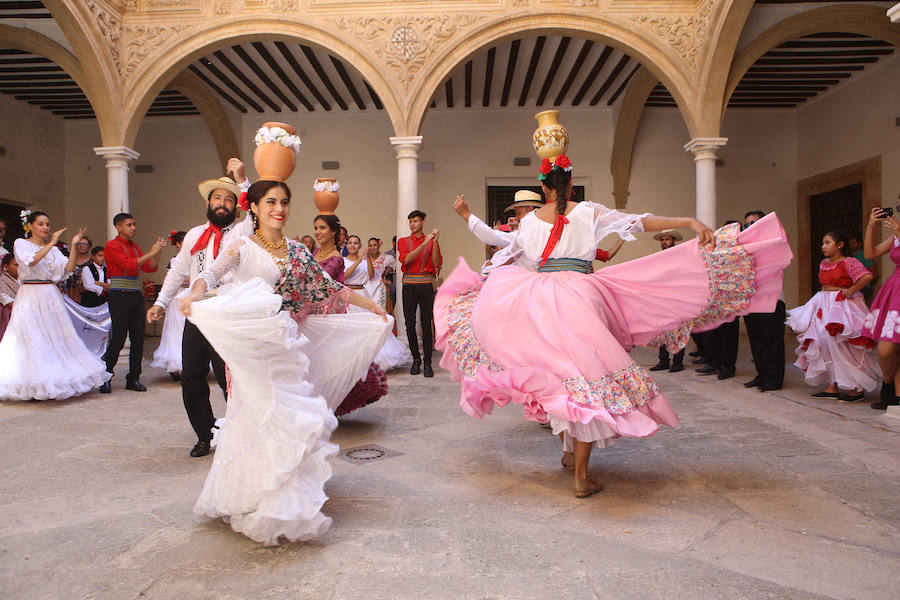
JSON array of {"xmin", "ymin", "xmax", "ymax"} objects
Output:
[
  {"xmin": 253, "ymin": 121, "xmax": 297, "ymax": 182},
  {"xmin": 313, "ymin": 178, "xmax": 340, "ymax": 214},
  {"xmin": 532, "ymin": 110, "xmax": 569, "ymax": 160}
]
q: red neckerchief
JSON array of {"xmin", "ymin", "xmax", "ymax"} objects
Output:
[
  {"xmin": 190, "ymin": 223, "xmax": 223, "ymax": 259},
  {"xmin": 539, "ymin": 214, "xmax": 569, "ymax": 267}
]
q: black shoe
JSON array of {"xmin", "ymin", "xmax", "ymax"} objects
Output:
[
  {"xmin": 125, "ymin": 380, "xmax": 148, "ymax": 392},
  {"xmin": 759, "ymin": 383, "xmax": 782, "ymax": 392},
  {"xmin": 839, "ymin": 392, "xmax": 865, "ymax": 403},
  {"xmin": 169, "ymin": 372, "xmax": 182, "ymax": 382},
  {"xmin": 190, "ymin": 440, "xmax": 211, "ymax": 457},
  {"xmin": 688, "ymin": 351, "xmax": 702, "ymax": 358},
  {"xmin": 423, "ymin": 363, "xmax": 434, "ymax": 378},
  {"xmin": 98, "ymin": 381, "xmax": 111, "ymax": 394},
  {"xmin": 871, "ymin": 397, "xmax": 900, "ymax": 410},
  {"xmin": 695, "ymin": 365, "xmax": 719, "ymax": 375},
  {"xmin": 811, "ymin": 391, "xmax": 840, "ymax": 398},
  {"xmin": 410, "ymin": 360, "xmax": 421, "ymax": 375},
  {"xmin": 648, "ymin": 361, "xmax": 670, "ymax": 372},
  {"xmin": 717, "ymin": 368, "xmax": 735, "ymax": 380},
  {"xmin": 743, "ymin": 377, "xmax": 760, "ymax": 388},
  {"xmin": 871, "ymin": 383, "xmax": 899, "ymax": 409},
  {"xmin": 692, "ymin": 357, "xmax": 709, "ymax": 365},
  {"xmin": 668, "ymin": 362, "xmax": 684, "ymax": 373}
]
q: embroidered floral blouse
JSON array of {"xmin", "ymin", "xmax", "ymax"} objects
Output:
[
  {"xmin": 818, "ymin": 258, "xmax": 870, "ymax": 288},
  {"xmin": 199, "ymin": 237, "xmax": 349, "ymax": 323}
]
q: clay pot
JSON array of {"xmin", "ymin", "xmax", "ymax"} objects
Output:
[
  {"xmin": 253, "ymin": 121, "xmax": 296, "ymax": 182},
  {"xmin": 532, "ymin": 110, "xmax": 569, "ymax": 160},
  {"xmin": 313, "ymin": 178, "xmax": 340, "ymax": 214}
]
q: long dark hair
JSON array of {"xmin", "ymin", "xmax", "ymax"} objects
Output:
[
  {"xmin": 824, "ymin": 230, "xmax": 848, "ymax": 257},
  {"xmin": 24, "ymin": 210, "xmax": 49, "ymax": 239},
  {"xmin": 314, "ymin": 214, "xmax": 341, "ymax": 247},
  {"xmin": 246, "ymin": 180, "xmax": 291, "ymax": 231},
  {"xmin": 543, "ymin": 168, "xmax": 572, "ymax": 215}
]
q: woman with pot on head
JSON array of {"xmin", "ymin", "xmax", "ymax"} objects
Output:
[
  {"xmin": 152, "ymin": 230, "xmax": 189, "ymax": 381},
  {"xmin": 435, "ymin": 155, "xmax": 793, "ymax": 497},
  {"xmin": 314, "ymin": 216, "xmax": 389, "ymax": 415},
  {"xmin": 179, "ymin": 180, "xmax": 391, "ymax": 545},
  {"xmin": 0, "ymin": 211, "xmax": 110, "ymax": 400},
  {"xmin": 0, "ymin": 253, "xmax": 19, "ymax": 341}
]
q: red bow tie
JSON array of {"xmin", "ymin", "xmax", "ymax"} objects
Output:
[{"xmin": 191, "ymin": 224, "xmax": 223, "ymax": 259}]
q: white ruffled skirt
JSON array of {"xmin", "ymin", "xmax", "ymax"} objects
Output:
[
  {"xmin": 187, "ymin": 278, "xmax": 390, "ymax": 545},
  {"xmin": 0, "ymin": 283, "xmax": 110, "ymax": 401},
  {"xmin": 348, "ymin": 303, "xmax": 411, "ymax": 372},
  {"xmin": 151, "ymin": 287, "xmax": 189, "ymax": 372}
]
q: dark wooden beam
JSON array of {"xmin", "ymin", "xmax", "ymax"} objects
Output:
[
  {"xmin": 756, "ymin": 56, "xmax": 877, "ymax": 65},
  {"xmin": 62, "ymin": 115, "xmax": 97, "ymax": 120},
  {"xmin": 364, "ymin": 81, "xmax": 383, "ymax": 110},
  {"xmin": 0, "ymin": 14, "xmax": 52, "ymax": 19},
  {"xmin": 274, "ymin": 42, "xmax": 331, "ymax": 110},
  {"xmin": 0, "ymin": 2, "xmax": 48, "ymax": 9},
  {"xmin": 464, "ymin": 60, "xmax": 472, "ymax": 107},
  {"xmin": 250, "ymin": 42, "xmax": 314, "ymax": 111},
  {"xmin": 748, "ymin": 65, "xmax": 864, "ymax": 72},
  {"xmin": 189, "ymin": 63, "xmax": 252, "ymax": 113},
  {"xmin": 232, "ymin": 44, "xmax": 296, "ymax": 111},
  {"xmin": 0, "ymin": 65, "xmax": 62, "ymax": 73},
  {"xmin": 765, "ymin": 49, "xmax": 893, "ymax": 58},
  {"xmin": 803, "ymin": 32, "xmax": 867, "ymax": 38},
  {"xmin": 518, "ymin": 36, "xmax": 546, "ymax": 106},
  {"xmin": 445, "ymin": 78, "xmax": 454, "ymax": 108},
  {"xmin": 0, "ymin": 49, "xmax": 30, "ymax": 55},
  {"xmin": 732, "ymin": 90, "xmax": 818, "ymax": 97},
  {"xmin": 606, "ymin": 64, "xmax": 641, "ymax": 105},
  {"xmin": 590, "ymin": 55, "xmax": 630, "ymax": 105},
  {"xmin": 300, "ymin": 45, "xmax": 348, "ymax": 110},
  {"xmin": 2, "ymin": 87, "xmax": 83, "ymax": 94},
  {"xmin": 536, "ymin": 37, "xmax": 570, "ymax": 106},
  {"xmin": 742, "ymin": 73, "xmax": 849, "ymax": 79},
  {"xmin": 554, "ymin": 40, "xmax": 593, "ymax": 106},
  {"xmin": 500, "ymin": 39, "xmax": 519, "ymax": 107},
  {"xmin": 0, "ymin": 57, "xmax": 51, "ymax": 65},
  {"xmin": 736, "ymin": 84, "xmax": 828, "ymax": 91},
  {"xmin": 482, "ymin": 47, "xmax": 496, "ymax": 107},
  {"xmin": 329, "ymin": 55, "xmax": 366, "ymax": 109},
  {"xmin": 780, "ymin": 40, "xmax": 892, "ymax": 49},
  {"xmin": 213, "ymin": 50, "xmax": 281, "ymax": 111},
  {"xmin": 571, "ymin": 46, "xmax": 612, "ymax": 105},
  {"xmin": 15, "ymin": 94, "xmax": 86, "ymax": 100}
]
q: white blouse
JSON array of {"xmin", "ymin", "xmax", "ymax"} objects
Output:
[
  {"xmin": 343, "ymin": 256, "xmax": 369, "ymax": 286},
  {"xmin": 14, "ymin": 238, "xmax": 68, "ymax": 282}
]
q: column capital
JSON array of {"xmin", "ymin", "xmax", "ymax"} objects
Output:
[
  {"xmin": 390, "ymin": 136, "xmax": 423, "ymax": 159},
  {"xmin": 889, "ymin": 3, "xmax": 900, "ymax": 23},
  {"xmin": 611, "ymin": 191, "xmax": 630, "ymax": 210},
  {"xmin": 684, "ymin": 137, "xmax": 727, "ymax": 160},
  {"xmin": 93, "ymin": 145, "xmax": 140, "ymax": 161}
]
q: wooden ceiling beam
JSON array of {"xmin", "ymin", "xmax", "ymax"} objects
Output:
[
  {"xmin": 300, "ymin": 45, "xmax": 348, "ymax": 110},
  {"xmin": 187, "ymin": 64, "xmax": 248, "ymax": 113},
  {"xmin": 213, "ymin": 50, "xmax": 281, "ymax": 111},
  {"xmin": 274, "ymin": 42, "xmax": 331, "ymax": 110},
  {"xmin": 518, "ymin": 36, "xmax": 546, "ymax": 106},
  {"xmin": 364, "ymin": 81, "xmax": 383, "ymax": 110},
  {"xmin": 482, "ymin": 47, "xmax": 495, "ymax": 107},
  {"xmin": 445, "ymin": 77, "xmax": 454, "ymax": 108},
  {"xmin": 536, "ymin": 37, "xmax": 570, "ymax": 105},
  {"xmin": 554, "ymin": 40, "xmax": 593, "ymax": 106},
  {"xmin": 571, "ymin": 46, "xmax": 612, "ymax": 105},
  {"xmin": 464, "ymin": 60, "xmax": 472, "ymax": 107},
  {"xmin": 500, "ymin": 39, "xmax": 519, "ymax": 107},
  {"xmin": 330, "ymin": 55, "xmax": 366, "ymax": 109},
  {"xmin": 250, "ymin": 42, "xmax": 314, "ymax": 111},
  {"xmin": 590, "ymin": 55, "xmax": 630, "ymax": 105},
  {"xmin": 606, "ymin": 64, "xmax": 640, "ymax": 106}
]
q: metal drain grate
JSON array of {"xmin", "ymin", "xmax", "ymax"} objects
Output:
[{"xmin": 339, "ymin": 444, "xmax": 404, "ymax": 464}]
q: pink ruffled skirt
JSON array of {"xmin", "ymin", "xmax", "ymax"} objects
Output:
[{"xmin": 435, "ymin": 214, "xmax": 792, "ymax": 446}]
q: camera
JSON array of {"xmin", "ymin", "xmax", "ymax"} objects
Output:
[{"xmin": 880, "ymin": 207, "xmax": 894, "ymax": 217}]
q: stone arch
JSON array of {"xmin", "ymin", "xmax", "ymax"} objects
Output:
[
  {"xmin": 406, "ymin": 14, "xmax": 700, "ymax": 138},
  {"xmin": 0, "ymin": 24, "xmax": 118, "ymax": 144},
  {"xmin": 723, "ymin": 4, "xmax": 900, "ymax": 121},
  {"xmin": 168, "ymin": 71, "xmax": 240, "ymax": 167},
  {"xmin": 121, "ymin": 21, "xmax": 404, "ymax": 148},
  {"xmin": 609, "ymin": 67, "xmax": 659, "ymax": 210}
]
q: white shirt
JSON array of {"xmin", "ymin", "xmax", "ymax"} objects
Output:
[
  {"xmin": 467, "ymin": 214, "xmax": 515, "ymax": 248},
  {"xmin": 81, "ymin": 260, "xmax": 107, "ymax": 295},
  {"xmin": 154, "ymin": 179, "xmax": 253, "ymax": 310}
]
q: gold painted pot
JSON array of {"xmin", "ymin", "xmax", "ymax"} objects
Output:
[
  {"xmin": 253, "ymin": 121, "xmax": 296, "ymax": 182},
  {"xmin": 532, "ymin": 110, "xmax": 569, "ymax": 160},
  {"xmin": 313, "ymin": 178, "xmax": 340, "ymax": 214}
]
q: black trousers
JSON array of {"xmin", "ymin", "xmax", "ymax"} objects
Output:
[
  {"xmin": 744, "ymin": 300, "xmax": 786, "ymax": 387},
  {"xmin": 403, "ymin": 282, "xmax": 435, "ymax": 364},
  {"xmin": 705, "ymin": 318, "xmax": 739, "ymax": 371},
  {"xmin": 658, "ymin": 346, "xmax": 685, "ymax": 365},
  {"xmin": 104, "ymin": 290, "xmax": 145, "ymax": 380},
  {"xmin": 182, "ymin": 320, "xmax": 228, "ymax": 442}
]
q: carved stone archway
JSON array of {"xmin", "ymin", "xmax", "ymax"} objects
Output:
[
  {"xmin": 609, "ymin": 67, "xmax": 659, "ymax": 210},
  {"xmin": 120, "ymin": 22, "xmax": 404, "ymax": 148},
  {"xmin": 406, "ymin": 13, "xmax": 704, "ymax": 138},
  {"xmin": 168, "ymin": 71, "xmax": 240, "ymax": 167},
  {"xmin": 723, "ymin": 4, "xmax": 900, "ymax": 122}
]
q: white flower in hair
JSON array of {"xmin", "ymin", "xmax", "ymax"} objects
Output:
[
  {"xmin": 19, "ymin": 209, "xmax": 32, "ymax": 225},
  {"xmin": 313, "ymin": 179, "xmax": 340, "ymax": 193}
]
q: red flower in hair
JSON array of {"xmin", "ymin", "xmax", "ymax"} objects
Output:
[
  {"xmin": 539, "ymin": 158, "xmax": 553, "ymax": 175},
  {"xmin": 554, "ymin": 155, "xmax": 572, "ymax": 170},
  {"xmin": 238, "ymin": 191, "xmax": 249, "ymax": 211}
]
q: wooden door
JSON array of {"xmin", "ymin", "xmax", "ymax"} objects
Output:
[{"xmin": 808, "ymin": 183, "xmax": 862, "ymax": 293}]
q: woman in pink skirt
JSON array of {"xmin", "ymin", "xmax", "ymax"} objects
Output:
[
  {"xmin": 435, "ymin": 156, "xmax": 793, "ymax": 498},
  {"xmin": 862, "ymin": 205, "xmax": 900, "ymax": 410}
]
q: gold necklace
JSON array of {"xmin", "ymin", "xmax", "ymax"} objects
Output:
[{"xmin": 255, "ymin": 230, "xmax": 287, "ymax": 264}]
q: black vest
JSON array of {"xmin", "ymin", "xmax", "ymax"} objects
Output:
[{"xmin": 80, "ymin": 262, "xmax": 107, "ymax": 307}]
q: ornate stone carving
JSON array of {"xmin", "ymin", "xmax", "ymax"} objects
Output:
[
  {"xmin": 122, "ymin": 24, "xmax": 191, "ymax": 79},
  {"xmin": 144, "ymin": 0, "xmax": 195, "ymax": 7},
  {"xmin": 335, "ymin": 15, "xmax": 483, "ymax": 89},
  {"xmin": 628, "ymin": 0, "xmax": 713, "ymax": 69},
  {"xmin": 214, "ymin": 0, "xmax": 232, "ymax": 13},
  {"xmin": 85, "ymin": 1, "xmax": 123, "ymax": 75}
]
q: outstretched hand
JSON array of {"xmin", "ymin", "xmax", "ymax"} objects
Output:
[
  {"xmin": 692, "ymin": 219, "xmax": 715, "ymax": 248},
  {"xmin": 452, "ymin": 195, "xmax": 471, "ymax": 220},
  {"xmin": 70, "ymin": 227, "xmax": 88, "ymax": 247},
  {"xmin": 371, "ymin": 303, "xmax": 388, "ymax": 322},
  {"xmin": 50, "ymin": 227, "xmax": 68, "ymax": 245}
]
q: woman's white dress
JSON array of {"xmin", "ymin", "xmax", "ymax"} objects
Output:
[
  {"xmin": 344, "ymin": 254, "xmax": 411, "ymax": 371},
  {"xmin": 151, "ymin": 287, "xmax": 189, "ymax": 372},
  {"xmin": 0, "ymin": 239, "xmax": 110, "ymax": 400},
  {"xmin": 187, "ymin": 238, "xmax": 390, "ymax": 545}
]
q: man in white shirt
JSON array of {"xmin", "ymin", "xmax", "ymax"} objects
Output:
[
  {"xmin": 80, "ymin": 246, "xmax": 108, "ymax": 308},
  {"xmin": 146, "ymin": 158, "xmax": 252, "ymax": 457}
]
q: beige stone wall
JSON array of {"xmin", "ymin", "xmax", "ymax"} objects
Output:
[{"xmin": 0, "ymin": 93, "xmax": 67, "ymax": 228}]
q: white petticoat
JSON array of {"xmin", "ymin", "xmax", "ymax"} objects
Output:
[
  {"xmin": 348, "ymin": 303, "xmax": 410, "ymax": 371},
  {"xmin": 151, "ymin": 287, "xmax": 189, "ymax": 372},
  {"xmin": 0, "ymin": 283, "xmax": 110, "ymax": 401},
  {"xmin": 187, "ymin": 278, "xmax": 390, "ymax": 545}
]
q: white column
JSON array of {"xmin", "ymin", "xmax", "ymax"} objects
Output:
[
  {"xmin": 94, "ymin": 146, "xmax": 140, "ymax": 240},
  {"xmin": 390, "ymin": 135, "xmax": 423, "ymax": 343},
  {"xmin": 888, "ymin": 3, "xmax": 900, "ymax": 22},
  {"xmin": 684, "ymin": 137, "xmax": 727, "ymax": 228}
]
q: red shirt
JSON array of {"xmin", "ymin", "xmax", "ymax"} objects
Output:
[
  {"xmin": 818, "ymin": 257, "xmax": 868, "ymax": 288},
  {"xmin": 104, "ymin": 236, "xmax": 157, "ymax": 277},
  {"xmin": 398, "ymin": 234, "xmax": 439, "ymax": 274}
]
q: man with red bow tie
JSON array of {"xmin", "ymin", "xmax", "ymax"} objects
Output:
[{"xmin": 147, "ymin": 158, "xmax": 252, "ymax": 457}]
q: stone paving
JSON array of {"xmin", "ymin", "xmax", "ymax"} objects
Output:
[{"xmin": 1, "ymin": 337, "xmax": 898, "ymax": 600}]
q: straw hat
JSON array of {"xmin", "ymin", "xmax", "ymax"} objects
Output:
[
  {"xmin": 652, "ymin": 229, "xmax": 683, "ymax": 242},
  {"xmin": 504, "ymin": 189, "xmax": 544, "ymax": 212},
  {"xmin": 198, "ymin": 176, "xmax": 241, "ymax": 201}
]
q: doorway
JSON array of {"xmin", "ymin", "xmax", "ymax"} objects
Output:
[
  {"xmin": 486, "ymin": 185, "xmax": 585, "ymax": 226},
  {"xmin": 808, "ymin": 183, "xmax": 862, "ymax": 293},
  {"xmin": 0, "ymin": 201, "xmax": 27, "ymax": 252}
]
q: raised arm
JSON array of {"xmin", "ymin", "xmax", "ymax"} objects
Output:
[{"xmin": 864, "ymin": 207, "xmax": 894, "ymax": 260}]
